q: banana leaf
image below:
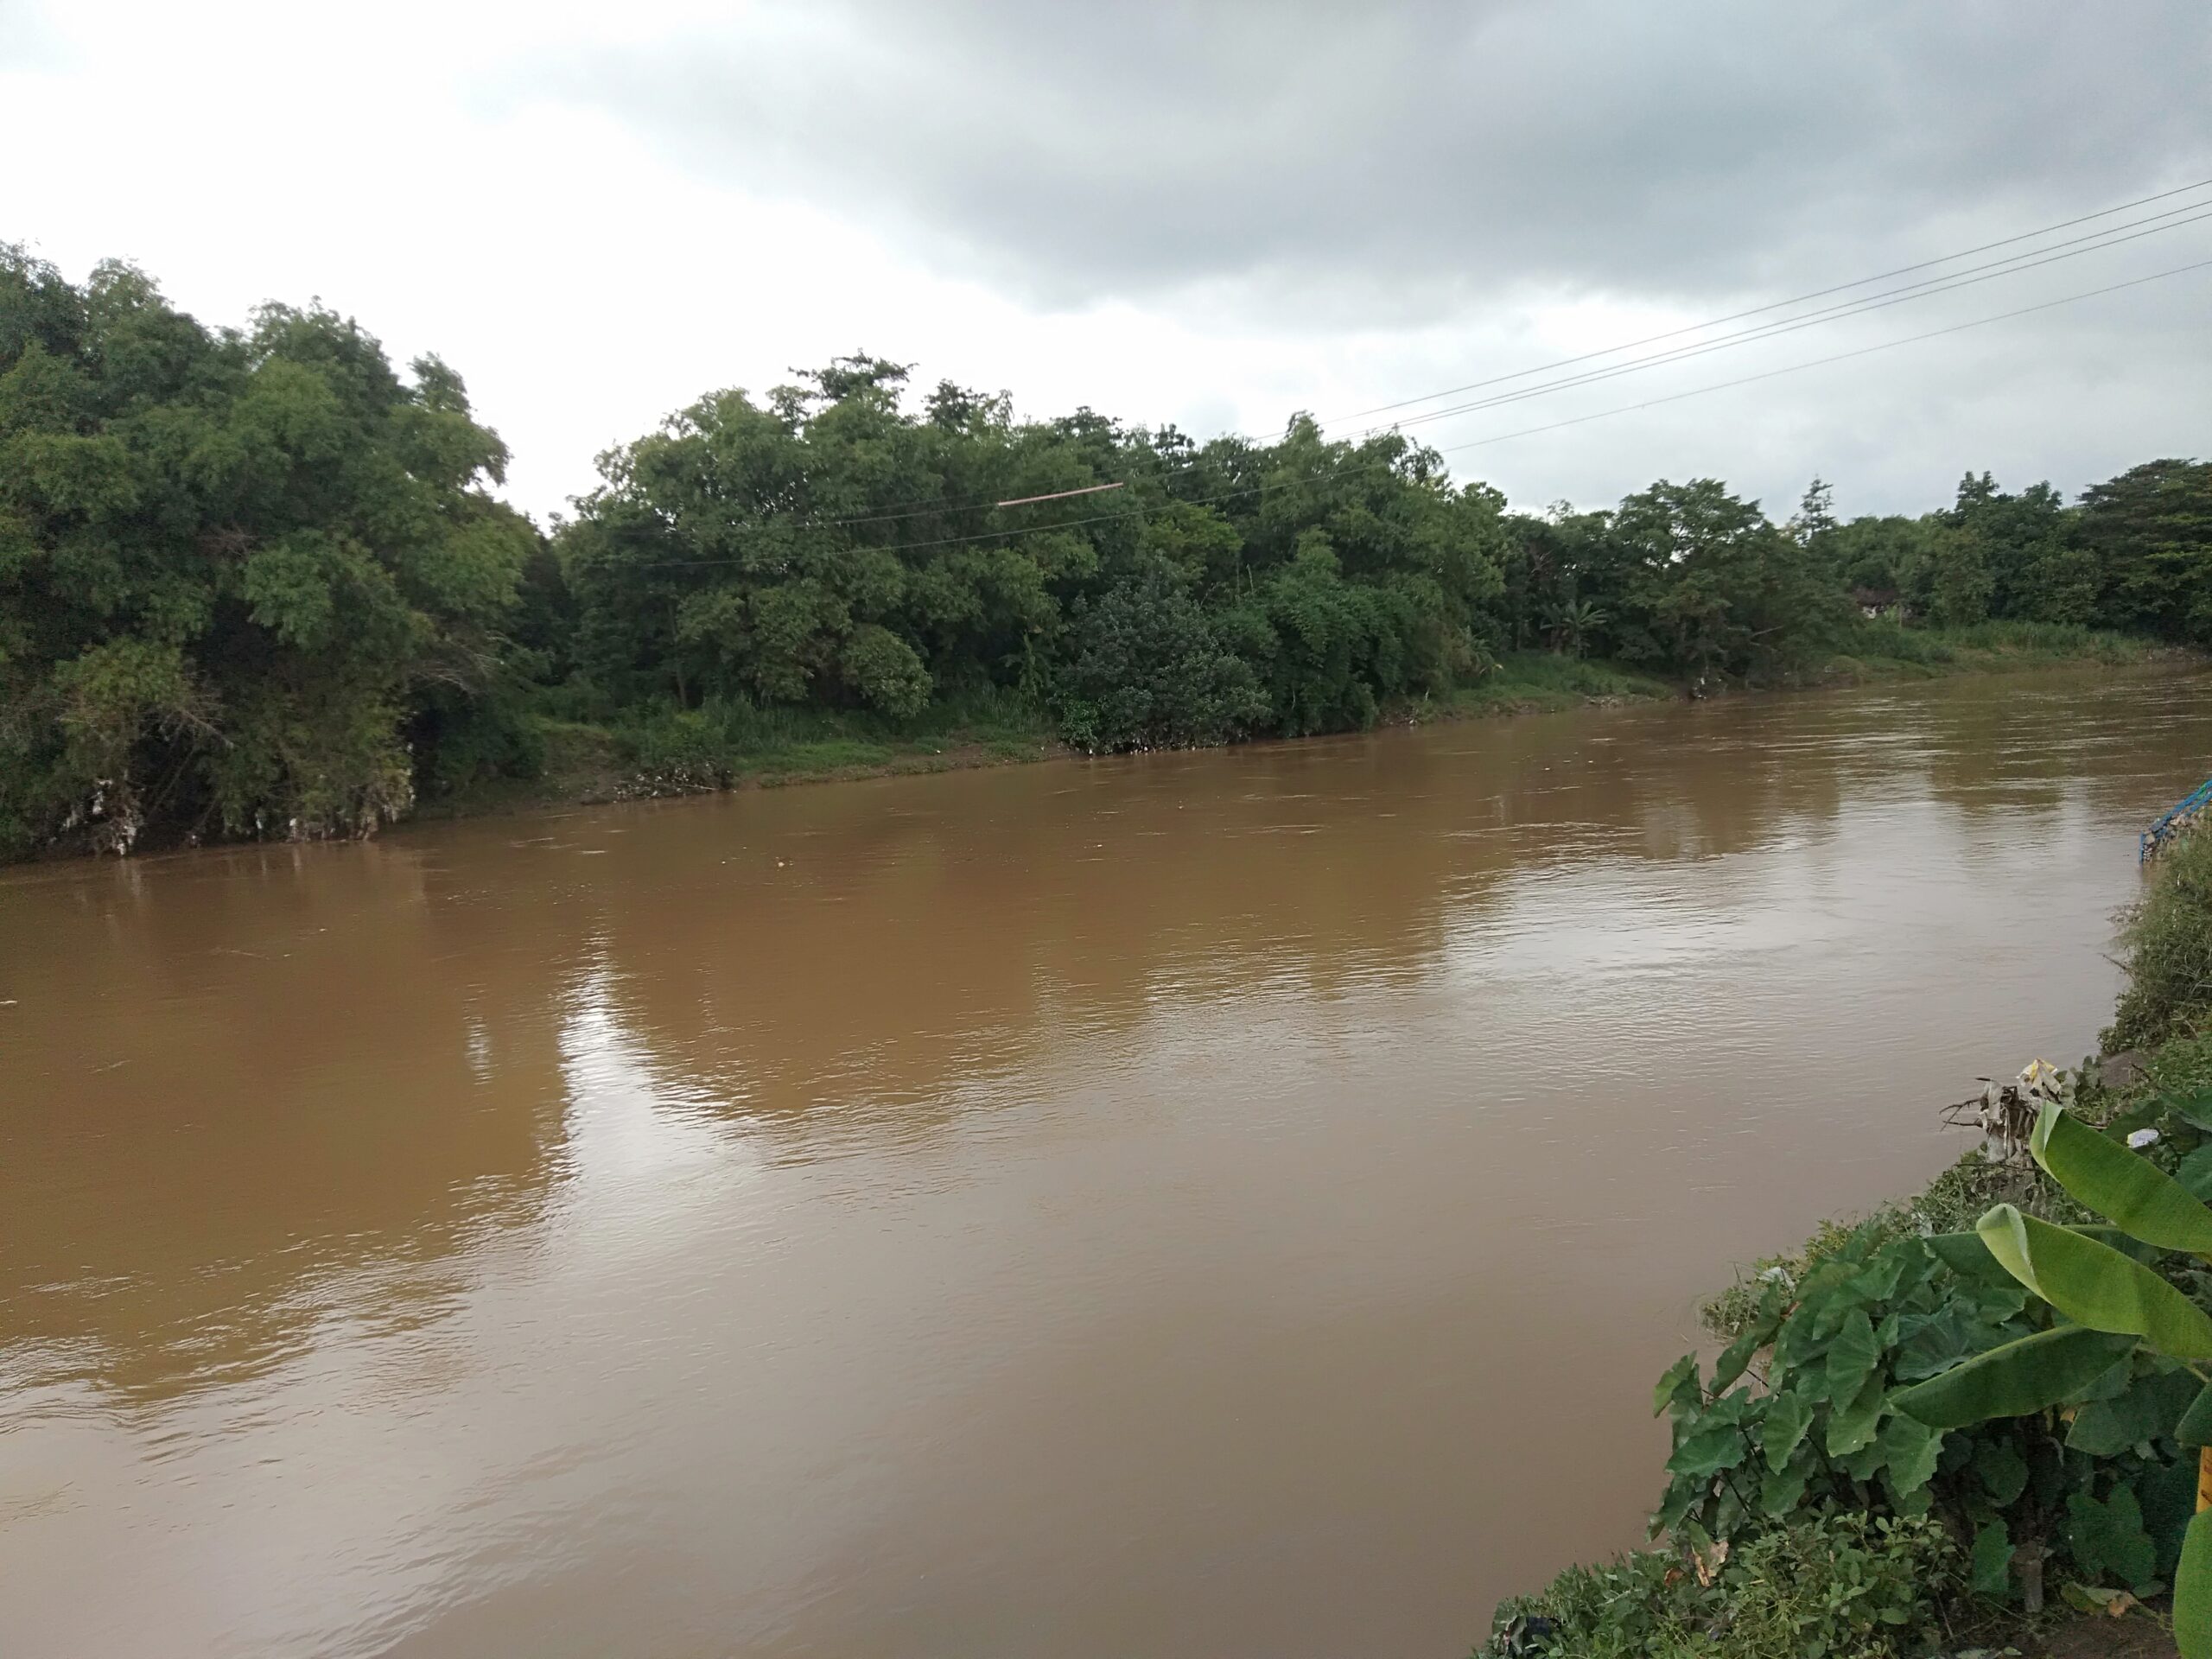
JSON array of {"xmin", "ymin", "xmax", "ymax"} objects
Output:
[
  {"xmin": 1980, "ymin": 1205, "xmax": 2212, "ymax": 1360},
  {"xmin": 2033, "ymin": 1103, "xmax": 2212, "ymax": 1257},
  {"xmin": 1891, "ymin": 1322, "xmax": 2138, "ymax": 1427}
]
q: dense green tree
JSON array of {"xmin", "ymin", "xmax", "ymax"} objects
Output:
[
  {"xmin": 1589, "ymin": 479, "xmax": 1844, "ymax": 683},
  {"xmin": 1826, "ymin": 513, "xmax": 1938, "ymax": 607},
  {"xmin": 1945, "ymin": 473, "xmax": 2090, "ymax": 625},
  {"xmin": 559, "ymin": 383, "xmax": 1509, "ymax": 753},
  {"xmin": 1056, "ymin": 556, "xmax": 1268, "ymax": 751},
  {"xmin": 0, "ymin": 248, "xmax": 534, "ymax": 857},
  {"xmin": 2082, "ymin": 460, "xmax": 2212, "ymax": 645},
  {"xmin": 9, "ymin": 251, "xmax": 2211, "ymax": 862}
]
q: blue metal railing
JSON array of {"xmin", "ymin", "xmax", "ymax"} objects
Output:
[{"xmin": 2143, "ymin": 776, "xmax": 2212, "ymax": 862}]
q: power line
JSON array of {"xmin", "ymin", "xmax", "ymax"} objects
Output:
[
  {"xmin": 1322, "ymin": 175, "xmax": 2212, "ymax": 426},
  {"xmin": 696, "ymin": 177, "xmax": 2212, "ymax": 534},
  {"xmin": 631, "ymin": 254, "xmax": 2211, "ymax": 571},
  {"xmin": 1354, "ymin": 204, "xmax": 2212, "ymax": 440},
  {"xmin": 1427, "ymin": 255, "xmax": 2212, "ymax": 460},
  {"xmin": 684, "ymin": 215, "xmax": 2212, "ymax": 561}
]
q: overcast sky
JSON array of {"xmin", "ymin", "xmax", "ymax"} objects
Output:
[{"xmin": 3, "ymin": 0, "xmax": 2209, "ymax": 525}]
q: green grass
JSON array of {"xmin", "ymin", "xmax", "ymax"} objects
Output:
[
  {"xmin": 1820, "ymin": 617, "xmax": 2159, "ymax": 683},
  {"xmin": 494, "ymin": 684, "xmax": 1058, "ymax": 806},
  {"xmin": 1439, "ymin": 652, "xmax": 1676, "ymax": 717}
]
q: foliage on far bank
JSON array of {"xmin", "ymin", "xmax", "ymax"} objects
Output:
[
  {"xmin": 9, "ymin": 251, "xmax": 2212, "ymax": 858},
  {"xmin": 0, "ymin": 245, "xmax": 537, "ymax": 859}
]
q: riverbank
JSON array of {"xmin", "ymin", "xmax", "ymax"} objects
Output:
[
  {"xmin": 1480, "ymin": 827, "xmax": 2212, "ymax": 1658},
  {"xmin": 419, "ymin": 621, "xmax": 2176, "ymax": 831}
]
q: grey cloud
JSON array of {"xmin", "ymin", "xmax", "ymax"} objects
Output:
[{"xmin": 525, "ymin": 0, "xmax": 2212, "ymax": 318}]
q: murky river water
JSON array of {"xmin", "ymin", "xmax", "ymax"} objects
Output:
[{"xmin": 3, "ymin": 668, "xmax": 2208, "ymax": 1657}]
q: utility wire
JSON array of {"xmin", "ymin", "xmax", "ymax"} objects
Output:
[
  {"xmin": 1424, "ymin": 255, "xmax": 2212, "ymax": 461},
  {"xmin": 699, "ymin": 177, "xmax": 2212, "ymax": 534},
  {"xmin": 1323, "ymin": 175, "xmax": 2212, "ymax": 426},
  {"xmin": 1351, "ymin": 204, "xmax": 2212, "ymax": 440},
  {"xmin": 631, "ymin": 254, "xmax": 2212, "ymax": 571}
]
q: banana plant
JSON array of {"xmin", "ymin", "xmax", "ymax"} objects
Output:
[{"xmin": 1893, "ymin": 1102, "xmax": 2212, "ymax": 1654}]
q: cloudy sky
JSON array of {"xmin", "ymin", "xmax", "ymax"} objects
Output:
[{"xmin": 3, "ymin": 0, "xmax": 2209, "ymax": 525}]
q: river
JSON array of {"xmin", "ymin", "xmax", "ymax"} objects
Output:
[{"xmin": 2, "ymin": 667, "xmax": 2206, "ymax": 1657}]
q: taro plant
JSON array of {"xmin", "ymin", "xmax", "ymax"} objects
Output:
[
  {"xmin": 1648, "ymin": 1215, "xmax": 2122, "ymax": 1592},
  {"xmin": 1892, "ymin": 1101, "xmax": 2212, "ymax": 1654},
  {"xmin": 1656, "ymin": 1224, "xmax": 2018, "ymax": 1542},
  {"xmin": 1656, "ymin": 1195, "xmax": 2198, "ymax": 1617}
]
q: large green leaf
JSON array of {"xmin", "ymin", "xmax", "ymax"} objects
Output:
[
  {"xmin": 2181, "ymin": 1144, "xmax": 2212, "ymax": 1205},
  {"xmin": 1758, "ymin": 1461, "xmax": 1808, "ymax": 1519},
  {"xmin": 1761, "ymin": 1389, "xmax": 1813, "ymax": 1472},
  {"xmin": 1892, "ymin": 1305, "xmax": 1977, "ymax": 1382},
  {"xmin": 2069, "ymin": 1368, "xmax": 2202, "ymax": 1455},
  {"xmin": 2177, "ymin": 1513, "xmax": 2212, "ymax": 1654},
  {"xmin": 1875, "ymin": 1410, "xmax": 1942, "ymax": 1497},
  {"xmin": 1710, "ymin": 1321, "xmax": 1768, "ymax": 1394},
  {"xmin": 1972, "ymin": 1516, "xmax": 2013, "ymax": 1599},
  {"xmin": 1927, "ymin": 1221, "xmax": 2157, "ymax": 1280},
  {"xmin": 2033, "ymin": 1103, "xmax": 2212, "ymax": 1255},
  {"xmin": 1827, "ymin": 1372, "xmax": 1886, "ymax": 1457},
  {"xmin": 1838, "ymin": 1432, "xmax": 1887, "ymax": 1483},
  {"xmin": 1651, "ymin": 1477, "xmax": 1701, "ymax": 1538},
  {"xmin": 1925, "ymin": 1230, "xmax": 2015, "ymax": 1283},
  {"xmin": 2069, "ymin": 1484, "xmax": 2159, "ymax": 1593},
  {"xmin": 2172, "ymin": 1090, "xmax": 2212, "ymax": 1135},
  {"xmin": 2146, "ymin": 1456, "xmax": 2202, "ymax": 1579},
  {"xmin": 1666, "ymin": 1421, "xmax": 1745, "ymax": 1482},
  {"xmin": 1891, "ymin": 1323, "xmax": 2137, "ymax": 1426},
  {"xmin": 2182, "ymin": 1383, "xmax": 2212, "ymax": 1447},
  {"xmin": 1845, "ymin": 1247, "xmax": 1910, "ymax": 1303},
  {"xmin": 1654, "ymin": 1353, "xmax": 1700, "ymax": 1417},
  {"xmin": 1978, "ymin": 1205, "xmax": 2212, "ymax": 1360},
  {"xmin": 1824, "ymin": 1308, "xmax": 1882, "ymax": 1406},
  {"xmin": 1973, "ymin": 1439, "xmax": 2029, "ymax": 1507}
]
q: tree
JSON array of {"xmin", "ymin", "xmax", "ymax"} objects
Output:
[
  {"xmin": 1605, "ymin": 479, "xmax": 1840, "ymax": 682},
  {"xmin": 0, "ymin": 247, "xmax": 533, "ymax": 856},
  {"xmin": 1056, "ymin": 557, "xmax": 1267, "ymax": 752},
  {"xmin": 1789, "ymin": 476, "xmax": 1838, "ymax": 546},
  {"xmin": 2082, "ymin": 460, "xmax": 2212, "ymax": 645},
  {"xmin": 1926, "ymin": 528, "xmax": 1995, "ymax": 628}
]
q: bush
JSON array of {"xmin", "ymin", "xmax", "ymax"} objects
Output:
[
  {"xmin": 1484, "ymin": 1512, "xmax": 1956, "ymax": 1659},
  {"xmin": 616, "ymin": 702, "xmax": 742, "ymax": 792},
  {"xmin": 1057, "ymin": 562, "xmax": 1268, "ymax": 752},
  {"xmin": 410, "ymin": 683, "xmax": 547, "ymax": 798},
  {"xmin": 2108, "ymin": 829, "xmax": 2212, "ymax": 1052}
]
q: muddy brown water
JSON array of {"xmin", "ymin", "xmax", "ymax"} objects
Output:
[{"xmin": 3, "ymin": 668, "xmax": 2209, "ymax": 1658}]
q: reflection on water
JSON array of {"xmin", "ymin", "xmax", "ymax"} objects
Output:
[{"xmin": 2, "ymin": 668, "xmax": 2208, "ymax": 1657}]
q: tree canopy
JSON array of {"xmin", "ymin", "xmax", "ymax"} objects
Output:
[
  {"xmin": 6, "ymin": 253, "xmax": 2211, "ymax": 860},
  {"xmin": 0, "ymin": 246, "xmax": 536, "ymax": 855}
]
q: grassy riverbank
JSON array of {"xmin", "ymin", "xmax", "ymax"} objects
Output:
[
  {"xmin": 1479, "ymin": 830, "xmax": 2212, "ymax": 1658},
  {"xmin": 424, "ymin": 621, "xmax": 2175, "ymax": 827}
]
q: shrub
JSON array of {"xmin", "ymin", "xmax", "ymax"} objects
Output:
[
  {"xmin": 1483, "ymin": 1512, "xmax": 1955, "ymax": 1659},
  {"xmin": 2109, "ymin": 829, "xmax": 2212, "ymax": 1052}
]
